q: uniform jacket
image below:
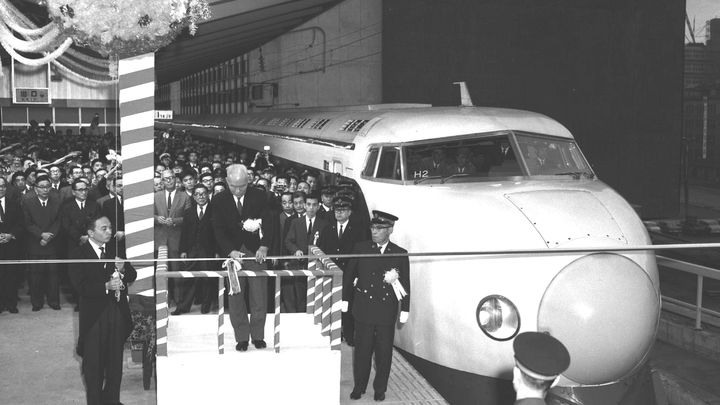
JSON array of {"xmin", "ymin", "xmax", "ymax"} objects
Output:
[
  {"xmin": 22, "ymin": 194, "xmax": 61, "ymax": 255},
  {"xmin": 210, "ymin": 187, "xmax": 273, "ymax": 257},
  {"xmin": 154, "ymin": 190, "xmax": 190, "ymax": 249},
  {"xmin": 318, "ymin": 219, "xmax": 365, "ymax": 270},
  {"xmin": 70, "ymin": 239, "xmax": 137, "ymax": 356},
  {"xmin": 343, "ymin": 240, "xmax": 410, "ymax": 326},
  {"xmin": 0, "ymin": 196, "xmax": 23, "ymax": 259},
  {"xmin": 60, "ymin": 198, "xmax": 100, "ymax": 250},
  {"xmin": 285, "ymin": 215, "xmax": 328, "ymax": 255}
]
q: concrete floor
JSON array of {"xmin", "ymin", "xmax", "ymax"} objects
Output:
[{"xmin": 0, "ymin": 292, "xmax": 155, "ymax": 405}]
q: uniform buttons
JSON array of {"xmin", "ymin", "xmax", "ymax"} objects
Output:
[
  {"xmin": 370, "ymin": 296, "xmax": 372, "ymax": 299},
  {"xmin": 363, "ymin": 289, "xmax": 367, "ymax": 293},
  {"xmin": 370, "ymin": 284, "xmax": 373, "ymax": 287}
]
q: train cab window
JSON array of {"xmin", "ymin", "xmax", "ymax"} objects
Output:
[
  {"xmin": 376, "ymin": 147, "xmax": 402, "ymax": 180},
  {"xmin": 515, "ymin": 133, "xmax": 593, "ymax": 178},
  {"xmin": 362, "ymin": 147, "xmax": 379, "ymax": 177},
  {"xmin": 405, "ymin": 134, "xmax": 522, "ymax": 183}
]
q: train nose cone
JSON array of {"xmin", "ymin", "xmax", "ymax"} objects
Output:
[{"xmin": 537, "ymin": 253, "xmax": 659, "ymax": 385}]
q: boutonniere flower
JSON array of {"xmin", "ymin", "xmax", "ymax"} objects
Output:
[
  {"xmin": 242, "ymin": 218, "xmax": 264, "ymax": 239},
  {"xmin": 384, "ymin": 268, "xmax": 407, "ymax": 301}
]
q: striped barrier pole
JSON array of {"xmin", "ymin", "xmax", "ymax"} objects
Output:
[
  {"xmin": 330, "ymin": 269, "xmax": 342, "ymax": 351},
  {"xmin": 274, "ymin": 275, "xmax": 281, "ymax": 353},
  {"xmin": 306, "ymin": 275, "xmax": 315, "ymax": 314},
  {"xmin": 218, "ymin": 276, "xmax": 225, "ymax": 355},
  {"xmin": 119, "ymin": 52, "xmax": 155, "ymax": 297},
  {"xmin": 321, "ymin": 275, "xmax": 332, "ymax": 336},
  {"xmin": 314, "ymin": 270, "xmax": 323, "ymax": 325},
  {"xmin": 155, "ymin": 246, "xmax": 169, "ymax": 357}
]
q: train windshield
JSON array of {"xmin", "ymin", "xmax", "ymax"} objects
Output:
[
  {"xmin": 403, "ymin": 132, "xmax": 593, "ymax": 183},
  {"xmin": 514, "ymin": 133, "xmax": 594, "ymax": 178}
]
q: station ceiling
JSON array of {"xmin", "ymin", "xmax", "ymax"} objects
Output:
[{"xmin": 2, "ymin": 0, "xmax": 343, "ymax": 85}]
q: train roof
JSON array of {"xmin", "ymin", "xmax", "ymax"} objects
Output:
[{"xmin": 173, "ymin": 104, "xmax": 574, "ymax": 146}]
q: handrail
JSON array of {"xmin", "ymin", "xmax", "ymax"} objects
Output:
[
  {"xmin": 656, "ymin": 255, "xmax": 720, "ymax": 330},
  {"xmin": 154, "ymin": 245, "xmax": 343, "ymax": 357}
]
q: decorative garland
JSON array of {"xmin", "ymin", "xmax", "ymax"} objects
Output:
[{"xmin": 44, "ymin": 0, "xmax": 211, "ymax": 58}]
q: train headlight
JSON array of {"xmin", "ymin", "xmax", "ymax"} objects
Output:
[{"xmin": 476, "ymin": 295, "xmax": 520, "ymax": 341}]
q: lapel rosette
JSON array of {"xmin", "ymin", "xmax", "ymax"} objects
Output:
[{"xmin": 383, "ymin": 268, "xmax": 407, "ymax": 301}]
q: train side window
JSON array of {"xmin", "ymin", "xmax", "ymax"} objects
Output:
[
  {"xmin": 362, "ymin": 147, "xmax": 379, "ymax": 177},
  {"xmin": 376, "ymin": 147, "xmax": 401, "ymax": 180}
]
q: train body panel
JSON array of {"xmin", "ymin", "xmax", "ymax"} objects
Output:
[{"xmin": 158, "ymin": 104, "xmax": 660, "ymax": 403}]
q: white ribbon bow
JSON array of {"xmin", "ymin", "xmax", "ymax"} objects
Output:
[
  {"xmin": 222, "ymin": 257, "xmax": 243, "ymax": 295},
  {"xmin": 383, "ymin": 268, "xmax": 407, "ymax": 301}
]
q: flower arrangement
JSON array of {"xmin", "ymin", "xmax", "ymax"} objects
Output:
[
  {"xmin": 44, "ymin": 0, "xmax": 211, "ymax": 57},
  {"xmin": 129, "ymin": 311, "xmax": 156, "ymax": 359}
]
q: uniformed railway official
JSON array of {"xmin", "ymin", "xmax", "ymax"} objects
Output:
[
  {"xmin": 512, "ymin": 332, "xmax": 570, "ymax": 405},
  {"xmin": 342, "ymin": 210, "xmax": 410, "ymax": 402}
]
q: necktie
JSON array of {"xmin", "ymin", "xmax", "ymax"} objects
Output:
[
  {"xmin": 41, "ymin": 201, "xmax": 46, "ymax": 208},
  {"xmin": 167, "ymin": 192, "xmax": 172, "ymax": 216},
  {"xmin": 0, "ymin": 200, "xmax": 4, "ymax": 222},
  {"xmin": 307, "ymin": 219, "xmax": 313, "ymax": 238},
  {"xmin": 236, "ymin": 197, "xmax": 243, "ymax": 216},
  {"xmin": 338, "ymin": 224, "xmax": 343, "ymax": 239},
  {"xmin": 199, "ymin": 206, "xmax": 204, "ymax": 220},
  {"xmin": 80, "ymin": 201, "xmax": 84, "ymax": 211},
  {"xmin": 99, "ymin": 246, "xmax": 106, "ymax": 259}
]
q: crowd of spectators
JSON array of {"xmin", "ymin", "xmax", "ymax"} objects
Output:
[{"xmin": 0, "ymin": 124, "xmax": 371, "ymax": 318}]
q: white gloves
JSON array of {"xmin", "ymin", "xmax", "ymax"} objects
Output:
[
  {"xmin": 341, "ymin": 301, "xmax": 349, "ymax": 312},
  {"xmin": 399, "ymin": 311, "xmax": 409, "ymax": 323}
]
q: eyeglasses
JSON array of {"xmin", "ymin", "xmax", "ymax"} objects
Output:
[
  {"xmin": 75, "ymin": 188, "xmax": 88, "ymax": 192},
  {"xmin": 193, "ymin": 192, "xmax": 208, "ymax": 197},
  {"xmin": 36, "ymin": 185, "xmax": 51, "ymax": 190}
]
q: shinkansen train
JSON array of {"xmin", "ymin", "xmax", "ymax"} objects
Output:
[{"xmin": 156, "ymin": 102, "xmax": 661, "ymax": 405}]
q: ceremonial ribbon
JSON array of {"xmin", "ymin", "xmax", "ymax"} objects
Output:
[
  {"xmin": 222, "ymin": 258, "xmax": 243, "ymax": 295},
  {"xmin": 112, "ymin": 269, "xmax": 125, "ymax": 302},
  {"xmin": 390, "ymin": 280, "xmax": 407, "ymax": 302}
]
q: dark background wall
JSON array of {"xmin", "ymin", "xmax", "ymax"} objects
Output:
[{"xmin": 382, "ymin": 0, "xmax": 685, "ymax": 218}]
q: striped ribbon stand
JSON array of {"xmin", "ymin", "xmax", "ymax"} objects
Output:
[
  {"xmin": 313, "ymin": 271, "xmax": 323, "ymax": 324},
  {"xmin": 321, "ymin": 276, "xmax": 332, "ymax": 336},
  {"xmin": 218, "ymin": 277, "xmax": 224, "ymax": 355},
  {"xmin": 155, "ymin": 246, "xmax": 169, "ymax": 357},
  {"xmin": 274, "ymin": 275, "xmax": 281, "ymax": 353},
  {"xmin": 119, "ymin": 52, "xmax": 155, "ymax": 297},
  {"xmin": 330, "ymin": 269, "xmax": 342, "ymax": 350}
]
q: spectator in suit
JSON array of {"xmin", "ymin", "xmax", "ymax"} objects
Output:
[
  {"xmin": 61, "ymin": 179, "xmax": 100, "ymax": 311},
  {"xmin": 318, "ymin": 196, "xmax": 365, "ymax": 346},
  {"xmin": 210, "ymin": 164, "xmax": 273, "ymax": 351},
  {"xmin": 344, "ymin": 211, "xmax": 410, "ymax": 402},
  {"xmin": 273, "ymin": 191, "xmax": 298, "ymax": 312},
  {"xmin": 198, "ymin": 172, "xmax": 215, "ymax": 203},
  {"xmin": 285, "ymin": 192, "xmax": 328, "ymax": 312},
  {"xmin": 101, "ymin": 176, "xmax": 126, "ymax": 256},
  {"xmin": 444, "ymin": 148, "xmax": 477, "ymax": 176},
  {"xmin": 512, "ymin": 332, "xmax": 570, "ymax": 405},
  {"xmin": 60, "ymin": 165, "xmax": 84, "ymax": 202},
  {"xmin": 0, "ymin": 177, "xmax": 22, "ymax": 313},
  {"xmin": 177, "ymin": 184, "xmax": 215, "ymax": 314},
  {"xmin": 23, "ymin": 175, "xmax": 62, "ymax": 311},
  {"xmin": 317, "ymin": 186, "xmax": 335, "ymax": 222},
  {"xmin": 70, "ymin": 216, "xmax": 136, "ymax": 405}
]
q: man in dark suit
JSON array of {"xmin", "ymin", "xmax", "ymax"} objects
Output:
[
  {"xmin": 285, "ymin": 192, "xmax": 328, "ymax": 312},
  {"xmin": 178, "ymin": 184, "xmax": 215, "ymax": 314},
  {"xmin": 23, "ymin": 174, "xmax": 62, "ymax": 311},
  {"xmin": 318, "ymin": 196, "xmax": 367, "ymax": 346},
  {"xmin": 316, "ymin": 186, "xmax": 335, "ymax": 222},
  {"xmin": 343, "ymin": 210, "xmax": 410, "ymax": 402},
  {"xmin": 210, "ymin": 164, "xmax": 273, "ymax": 351},
  {"xmin": 70, "ymin": 216, "xmax": 137, "ymax": 405},
  {"xmin": 0, "ymin": 177, "xmax": 22, "ymax": 313},
  {"xmin": 101, "ymin": 177, "xmax": 126, "ymax": 257},
  {"xmin": 60, "ymin": 179, "xmax": 100, "ymax": 311}
]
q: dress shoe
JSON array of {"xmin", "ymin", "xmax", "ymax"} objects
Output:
[
  {"xmin": 171, "ymin": 309, "xmax": 185, "ymax": 316},
  {"xmin": 236, "ymin": 341, "xmax": 248, "ymax": 351},
  {"xmin": 200, "ymin": 303, "xmax": 211, "ymax": 314},
  {"xmin": 345, "ymin": 338, "xmax": 355, "ymax": 347},
  {"xmin": 374, "ymin": 392, "xmax": 385, "ymax": 401},
  {"xmin": 349, "ymin": 390, "xmax": 363, "ymax": 400},
  {"xmin": 32, "ymin": 306, "xmax": 42, "ymax": 312},
  {"xmin": 8, "ymin": 307, "xmax": 18, "ymax": 314},
  {"xmin": 252, "ymin": 340, "xmax": 267, "ymax": 349},
  {"xmin": 50, "ymin": 304, "xmax": 61, "ymax": 310}
]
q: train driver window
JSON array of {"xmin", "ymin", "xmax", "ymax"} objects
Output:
[
  {"xmin": 376, "ymin": 147, "xmax": 402, "ymax": 180},
  {"xmin": 362, "ymin": 147, "xmax": 379, "ymax": 177}
]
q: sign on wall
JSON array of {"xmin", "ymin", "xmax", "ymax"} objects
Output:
[{"xmin": 13, "ymin": 87, "xmax": 50, "ymax": 104}]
